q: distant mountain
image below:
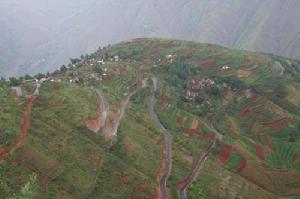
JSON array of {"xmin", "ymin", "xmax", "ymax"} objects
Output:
[{"xmin": 1, "ymin": 0, "xmax": 300, "ymax": 77}]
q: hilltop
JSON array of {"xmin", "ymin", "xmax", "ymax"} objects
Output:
[
  {"xmin": 1, "ymin": 0, "xmax": 300, "ymax": 77},
  {"xmin": 0, "ymin": 38, "xmax": 300, "ymax": 199}
]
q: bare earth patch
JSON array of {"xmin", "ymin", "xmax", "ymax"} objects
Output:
[
  {"xmin": 190, "ymin": 119, "xmax": 199, "ymax": 131},
  {"xmin": 85, "ymin": 105, "xmax": 103, "ymax": 133},
  {"xmin": 237, "ymin": 70, "xmax": 252, "ymax": 78}
]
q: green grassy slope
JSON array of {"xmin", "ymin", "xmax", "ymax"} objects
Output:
[{"xmin": 0, "ymin": 38, "xmax": 299, "ymax": 199}]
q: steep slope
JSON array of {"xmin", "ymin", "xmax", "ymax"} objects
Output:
[
  {"xmin": 1, "ymin": 0, "xmax": 300, "ymax": 77},
  {"xmin": 0, "ymin": 38, "xmax": 300, "ymax": 199}
]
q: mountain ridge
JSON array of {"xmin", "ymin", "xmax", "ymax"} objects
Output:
[{"xmin": 1, "ymin": 0, "xmax": 300, "ymax": 77}]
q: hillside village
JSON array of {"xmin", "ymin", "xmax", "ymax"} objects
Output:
[
  {"xmin": 3, "ymin": 52, "xmax": 123, "ymax": 97},
  {"xmin": 0, "ymin": 39, "xmax": 300, "ymax": 199}
]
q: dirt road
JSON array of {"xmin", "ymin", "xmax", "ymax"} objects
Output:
[
  {"xmin": 177, "ymin": 138, "xmax": 216, "ymax": 199},
  {"xmin": 176, "ymin": 116, "xmax": 223, "ymax": 198},
  {"xmin": 148, "ymin": 77, "xmax": 173, "ymax": 199},
  {"xmin": 0, "ymin": 96, "xmax": 36, "ymax": 161},
  {"xmin": 95, "ymin": 89, "xmax": 109, "ymax": 134}
]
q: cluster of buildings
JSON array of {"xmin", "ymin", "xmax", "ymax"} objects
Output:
[{"xmin": 186, "ymin": 78, "xmax": 215, "ymax": 100}]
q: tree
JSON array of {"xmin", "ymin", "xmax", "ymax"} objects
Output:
[
  {"xmin": 9, "ymin": 77, "xmax": 21, "ymax": 86},
  {"xmin": 34, "ymin": 73, "xmax": 45, "ymax": 80},
  {"xmin": 226, "ymin": 79, "xmax": 245, "ymax": 90},
  {"xmin": 0, "ymin": 77, "xmax": 6, "ymax": 86},
  {"xmin": 60, "ymin": 65, "xmax": 68, "ymax": 73},
  {"xmin": 24, "ymin": 74, "xmax": 32, "ymax": 80},
  {"xmin": 8, "ymin": 174, "xmax": 37, "ymax": 199},
  {"xmin": 206, "ymin": 85, "xmax": 221, "ymax": 97},
  {"xmin": 70, "ymin": 58, "xmax": 80, "ymax": 65},
  {"xmin": 93, "ymin": 65, "xmax": 103, "ymax": 74},
  {"xmin": 195, "ymin": 95, "xmax": 204, "ymax": 104}
]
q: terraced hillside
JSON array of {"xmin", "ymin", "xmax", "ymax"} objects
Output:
[{"xmin": 0, "ymin": 38, "xmax": 300, "ymax": 199}]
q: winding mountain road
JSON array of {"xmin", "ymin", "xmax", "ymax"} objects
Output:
[
  {"xmin": 102, "ymin": 78, "xmax": 148, "ymax": 137},
  {"xmin": 148, "ymin": 77, "xmax": 173, "ymax": 199},
  {"xmin": 105, "ymin": 88, "xmax": 139, "ymax": 136}
]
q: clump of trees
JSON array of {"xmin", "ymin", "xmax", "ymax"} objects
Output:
[
  {"xmin": 92, "ymin": 65, "xmax": 103, "ymax": 74},
  {"xmin": 1, "ymin": 174, "xmax": 37, "ymax": 199},
  {"xmin": 8, "ymin": 77, "xmax": 22, "ymax": 86}
]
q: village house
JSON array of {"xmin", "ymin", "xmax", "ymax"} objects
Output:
[
  {"xmin": 97, "ymin": 59, "xmax": 105, "ymax": 65},
  {"xmin": 114, "ymin": 55, "xmax": 120, "ymax": 62},
  {"xmin": 243, "ymin": 89, "xmax": 253, "ymax": 98},
  {"xmin": 189, "ymin": 78, "xmax": 215, "ymax": 90},
  {"xmin": 186, "ymin": 90, "xmax": 198, "ymax": 100},
  {"xmin": 165, "ymin": 54, "xmax": 175, "ymax": 64},
  {"xmin": 221, "ymin": 65, "xmax": 231, "ymax": 70},
  {"xmin": 69, "ymin": 77, "xmax": 80, "ymax": 83},
  {"xmin": 40, "ymin": 77, "xmax": 48, "ymax": 82}
]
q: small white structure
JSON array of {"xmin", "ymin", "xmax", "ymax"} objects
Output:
[
  {"xmin": 40, "ymin": 77, "xmax": 48, "ymax": 82},
  {"xmin": 166, "ymin": 54, "xmax": 173, "ymax": 59},
  {"xmin": 11, "ymin": 87, "xmax": 22, "ymax": 97},
  {"xmin": 221, "ymin": 65, "xmax": 231, "ymax": 70},
  {"xmin": 97, "ymin": 59, "xmax": 105, "ymax": 65},
  {"xmin": 114, "ymin": 55, "xmax": 120, "ymax": 62}
]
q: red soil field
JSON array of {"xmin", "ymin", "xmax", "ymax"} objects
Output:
[
  {"xmin": 52, "ymin": 82, "xmax": 60, "ymax": 91},
  {"xmin": 177, "ymin": 116, "xmax": 186, "ymax": 127},
  {"xmin": 240, "ymin": 107, "xmax": 252, "ymax": 117},
  {"xmin": 103, "ymin": 74, "xmax": 113, "ymax": 81},
  {"xmin": 235, "ymin": 157, "xmax": 247, "ymax": 173},
  {"xmin": 288, "ymin": 187, "xmax": 300, "ymax": 195},
  {"xmin": 200, "ymin": 132, "xmax": 216, "ymax": 141},
  {"xmin": 151, "ymin": 188, "xmax": 160, "ymax": 199},
  {"xmin": 10, "ymin": 89, "xmax": 17, "ymax": 98},
  {"xmin": 267, "ymin": 136, "xmax": 275, "ymax": 150},
  {"xmin": 267, "ymin": 119, "xmax": 293, "ymax": 132},
  {"xmin": 122, "ymin": 137, "xmax": 135, "ymax": 151},
  {"xmin": 218, "ymin": 143, "xmax": 233, "ymax": 164},
  {"xmin": 85, "ymin": 105, "xmax": 103, "ymax": 133},
  {"xmin": 183, "ymin": 129, "xmax": 198, "ymax": 137},
  {"xmin": 249, "ymin": 140, "xmax": 267, "ymax": 160},
  {"xmin": 190, "ymin": 119, "xmax": 199, "ymax": 131},
  {"xmin": 199, "ymin": 59, "xmax": 216, "ymax": 68}
]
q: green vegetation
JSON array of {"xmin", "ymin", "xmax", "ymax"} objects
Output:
[
  {"xmin": 187, "ymin": 182, "xmax": 207, "ymax": 199},
  {"xmin": 7, "ymin": 174, "xmax": 37, "ymax": 199},
  {"xmin": 0, "ymin": 38, "xmax": 300, "ymax": 199}
]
